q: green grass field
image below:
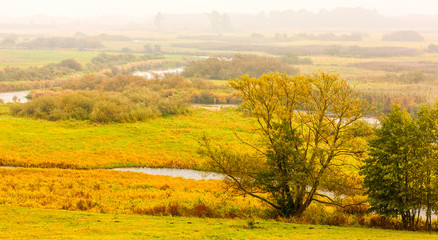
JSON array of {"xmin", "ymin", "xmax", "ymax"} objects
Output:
[
  {"xmin": 1, "ymin": 206, "xmax": 437, "ymax": 240},
  {"xmin": 0, "ymin": 107, "xmax": 255, "ymax": 169},
  {"xmin": 2, "ymin": 33, "xmax": 438, "ymax": 238},
  {"xmin": 0, "ymin": 49, "xmax": 101, "ymax": 68}
]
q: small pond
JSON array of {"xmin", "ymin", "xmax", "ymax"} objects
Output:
[{"xmin": 0, "ymin": 91, "xmax": 30, "ymax": 103}]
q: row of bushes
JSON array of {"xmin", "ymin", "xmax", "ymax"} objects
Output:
[
  {"xmin": 20, "ymin": 37, "xmax": 104, "ymax": 50},
  {"xmin": 351, "ymin": 61, "xmax": 438, "ymax": 75},
  {"xmin": 87, "ymin": 53, "xmax": 158, "ymax": 71},
  {"xmin": 62, "ymin": 74, "xmax": 215, "ymax": 92},
  {"xmin": 10, "ymin": 89, "xmax": 187, "ymax": 123},
  {"xmin": 0, "ymin": 53, "xmax": 163, "ymax": 84},
  {"xmin": 173, "ymin": 42, "xmax": 419, "ymax": 58},
  {"xmin": 292, "ymin": 32, "xmax": 363, "ymax": 41},
  {"xmin": 296, "ymin": 202, "xmax": 426, "ymax": 230},
  {"xmin": 63, "ymin": 74, "xmax": 240, "ymax": 105},
  {"xmin": 182, "ymin": 54, "xmax": 299, "ymax": 79}
]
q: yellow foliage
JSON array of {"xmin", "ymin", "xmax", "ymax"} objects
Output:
[{"xmin": 0, "ymin": 168, "xmax": 264, "ymax": 218}]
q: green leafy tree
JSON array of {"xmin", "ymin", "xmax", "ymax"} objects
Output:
[
  {"xmin": 58, "ymin": 59, "xmax": 83, "ymax": 71},
  {"xmin": 361, "ymin": 104, "xmax": 423, "ymax": 230},
  {"xmin": 200, "ymin": 71, "xmax": 370, "ymax": 217},
  {"xmin": 416, "ymin": 104, "xmax": 438, "ymax": 230}
]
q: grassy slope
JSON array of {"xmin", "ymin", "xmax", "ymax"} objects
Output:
[
  {"xmin": 0, "ymin": 107, "xmax": 255, "ymax": 169},
  {"xmin": 1, "ymin": 206, "xmax": 437, "ymax": 240}
]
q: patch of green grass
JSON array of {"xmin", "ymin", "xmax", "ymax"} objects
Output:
[
  {"xmin": 1, "ymin": 206, "xmax": 437, "ymax": 240},
  {"xmin": 0, "ymin": 49, "xmax": 100, "ymax": 68},
  {"xmin": 0, "ymin": 107, "xmax": 255, "ymax": 169}
]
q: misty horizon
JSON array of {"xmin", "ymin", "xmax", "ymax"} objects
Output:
[{"xmin": 1, "ymin": 0, "xmax": 438, "ymax": 18}]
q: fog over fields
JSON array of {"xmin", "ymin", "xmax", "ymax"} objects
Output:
[{"xmin": 0, "ymin": 0, "xmax": 437, "ymax": 31}]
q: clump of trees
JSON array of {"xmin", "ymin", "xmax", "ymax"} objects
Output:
[
  {"xmin": 183, "ymin": 54, "xmax": 299, "ymax": 80},
  {"xmin": 62, "ymin": 74, "xmax": 240, "ymax": 105},
  {"xmin": 281, "ymin": 52, "xmax": 313, "ymax": 65},
  {"xmin": 361, "ymin": 104, "xmax": 438, "ymax": 230},
  {"xmin": 382, "ymin": 31, "xmax": 425, "ymax": 42},
  {"xmin": 294, "ymin": 32, "xmax": 363, "ymax": 41},
  {"xmin": 20, "ymin": 37, "xmax": 104, "ymax": 49},
  {"xmin": 87, "ymin": 53, "xmax": 156, "ymax": 71},
  {"xmin": 426, "ymin": 44, "xmax": 438, "ymax": 53},
  {"xmin": 1, "ymin": 34, "xmax": 17, "ymax": 46},
  {"xmin": 10, "ymin": 88, "xmax": 187, "ymax": 123},
  {"xmin": 200, "ymin": 71, "xmax": 370, "ymax": 217}
]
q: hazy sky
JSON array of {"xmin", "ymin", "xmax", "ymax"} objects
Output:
[{"xmin": 0, "ymin": 0, "xmax": 437, "ymax": 18}]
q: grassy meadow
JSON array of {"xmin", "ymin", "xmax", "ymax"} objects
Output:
[
  {"xmin": 0, "ymin": 107, "xmax": 255, "ymax": 169},
  {"xmin": 2, "ymin": 206, "xmax": 438, "ymax": 240},
  {"xmin": 0, "ymin": 49, "xmax": 100, "ymax": 68},
  {"xmin": 2, "ymin": 31, "xmax": 438, "ymax": 238}
]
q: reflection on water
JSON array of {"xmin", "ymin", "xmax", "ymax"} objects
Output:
[
  {"xmin": 112, "ymin": 167, "xmax": 224, "ymax": 180},
  {"xmin": 0, "ymin": 91, "xmax": 30, "ymax": 103},
  {"xmin": 133, "ymin": 68, "xmax": 184, "ymax": 79}
]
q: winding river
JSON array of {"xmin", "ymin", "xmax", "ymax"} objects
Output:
[{"xmin": 132, "ymin": 68, "xmax": 184, "ymax": 79}]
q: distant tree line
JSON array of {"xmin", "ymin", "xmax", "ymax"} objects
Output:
[
  {"xmin": 173, "ymin": 42, "xmax": 419, "ymax": 58},
  {"xmin": 0, "ymin": 59, "xmax": 83, "ymax": 82},
  {"xmin": 182, "ymin": 54, "xmax": 299, "ymax": 80},
  {"xmin": 0, "ymin": 53, "xmax": 161, "ymax": 84},
  {"xmin": 86, "ymin": 53, "xmax": 154, "ymax": 71},
  {"xmin": 292, "ymin": 32, "xmax": 363, "ymax": 41},
  {"xmin": 382, "ymin": 31, "xmax": 425, "ymax": 42},
  {"xmin": 19, "ymin": 37, "xmax": 103, "ymax": 50},
  {"xmin": 426, "ymin": 44, "xmax": 438, "ymax": 53}
]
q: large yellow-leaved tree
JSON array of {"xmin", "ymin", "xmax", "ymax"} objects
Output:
[{"xmin": 200, "ymin": 71, "xmax": 370, "ymax": 217}]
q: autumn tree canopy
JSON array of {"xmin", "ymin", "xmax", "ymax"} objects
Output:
[{"xmin": 200, "ymin": 71, "xmax": 370, "ymax": 217}]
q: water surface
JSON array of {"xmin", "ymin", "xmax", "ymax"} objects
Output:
[
  {"xmin": 133, "ymin": 68, "xmax": 184, "ymax": 79},
  {"xmin": 112, "ymin": 167, "xmax": 224, "ymax": 180},
  {"xmin": 0, "ymin": 91, "xmax": 30, "ymax": 103}
]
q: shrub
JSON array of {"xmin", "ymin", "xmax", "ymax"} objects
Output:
[
  {"xmin": 10, "ymin": 89, "xmax": 187, "ymax": 123},
  {"xmin": 192, "ymin": 203, "xmax": 213, "ymax": 218},
  {"xmin": 58, "ymin": 59, "xmax": 83, "ymax": 71},
  {"xmin": 168, "ymin": 202, "xmax": 181, "ymax": 216},
  {"xmin": 342, "ymin": 196, "xmax": 369, "ymax": 215},
  {"xmin": 368, "ymin": 215, "xmax": 399, "ymax": 229},
  {"xmin": 326, "ymin": 213, "xmax": 348, "ymax": 226}
]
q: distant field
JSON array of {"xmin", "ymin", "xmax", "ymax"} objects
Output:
[
  {"xmin": 1, "ymin": 206, "xmax": 437, "ymax": 240},
  {"xmin": 0, "ymin": 49, "xmax": 100, "ymax": 68}
]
